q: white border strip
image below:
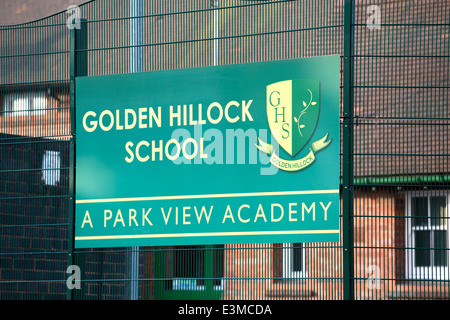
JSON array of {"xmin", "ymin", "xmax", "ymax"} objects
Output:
[{"xmin": 76, "ymin": 189, "xmax": 340, "ymax": 204}]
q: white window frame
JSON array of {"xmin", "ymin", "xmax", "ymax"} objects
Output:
[
  {"xmin": 3, "ymin": 92, "xmax": 47, "ymax": 116},
  {"xmin": 172, "ymin": 278, "xmax": 205, "ymax": 291},
  {"xmin": 282, "ymin": 242, "xmax": 307, "ymax": 279},
  {"xmin": 405, "ymin": 190, "xmax": 449, "ymax": 280},
  {"xmin": 171, "ymin": 278, "xmax": 223, "ymax": 292},
  {"xmin": 42, "ymin": 150, "xmax": 61, "ymax": 186}
]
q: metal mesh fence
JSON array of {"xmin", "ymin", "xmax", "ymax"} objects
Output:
[
  {"xmin": 352, "ymin": 0, "xmax": 450, "ymax": 300},
  {"xmin": 0, "ymin": 0, "xmax": 448, "ymax": 300}
]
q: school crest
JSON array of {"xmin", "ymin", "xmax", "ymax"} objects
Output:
[{"xmin": 256, "ymin": 79, "xmax": 332, "ymax": 172}]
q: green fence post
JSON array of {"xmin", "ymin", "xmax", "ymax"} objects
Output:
[
  {"xmin": 67, "ymin": 18, "xmax": 88, "ymax": 300},
  {"xmin": 342, "ymin": 0, "xmax": 355, "ymax": 300}
]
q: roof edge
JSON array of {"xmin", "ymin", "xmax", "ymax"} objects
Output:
[{"xmin": 0, "ymin": 0, "xmax": 95, "ymax": 27}]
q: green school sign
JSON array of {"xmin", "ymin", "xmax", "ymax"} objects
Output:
[{"xmin": 74, "ymin": 56, "xmax": 340, "ymax": 248}]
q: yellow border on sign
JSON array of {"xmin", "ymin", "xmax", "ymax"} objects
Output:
[
  {"xmin": 75, "ymin": 229, "xmax": 339, "ymax": 241},
  {"xmin": 76, "ymin": 189, "xmax": 340, "ymax": 204}
]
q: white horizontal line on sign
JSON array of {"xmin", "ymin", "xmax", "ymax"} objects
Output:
[
  {"xmin": 76, "ymin": 189, "xmax": 340, "ymax": 204},
  {"xmin": 75, "ymin": 229, "xmax": 340, "ymax": 241}
]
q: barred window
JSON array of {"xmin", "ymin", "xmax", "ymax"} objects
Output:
[
  {"xmin": 406, "ymin": 191, "xmax": 449, "ymax": 280},
  {"xmin": 42, "ymin": 150, "xmax": 60, "ymax": 186},
  {"xmin": 3, "ymin": 92, "xmax": 47, "ymax": 116},
  {"xmin": 273, "ymin": 243, "xmax": 307, "ymax": 280}
]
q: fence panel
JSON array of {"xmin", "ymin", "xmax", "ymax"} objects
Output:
[
  {"xmin": 0, "ymin": 11, "xmax": 71, "ymax": 299},
  {"xmin": 0, "ymin": 0, "xmax": 448, "ymax": 300},
  {"xmin": 352, "ymin": 0, "xmax": 450, "ymax": 299}
]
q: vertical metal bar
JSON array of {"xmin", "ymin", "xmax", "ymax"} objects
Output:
[
  {"xmin": 130, "ymin": 0, "xmax": 143, "ymax": 73},
  {"xmin": 212, "ymin": 0, "xmax": 219, "ymax": 66},
  {"xmin": 67, "ymin": 18, "xmax": 88, "ymax": 300},
  {"xmin": 126, "ymin": 0, "xmax": 143, "ymax": 301},
  {"xmin": 67, "ymin": 19, "xmax": 77, "ymax": 301},
  {"xmin": 342, "ymin": 0, "xmax": 355, "ymax": 300},
  {"xmin": 204, "ymin": 245, "xmax": 214, "ymax": 298},
  {"xmin": 67, "ymin": 137, "xmax": 76, "ymax": 300}
]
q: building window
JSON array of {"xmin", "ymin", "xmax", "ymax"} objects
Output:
[
  {"xmin": 282, "ymin": 243, "xmax": 307, "ymax": 278},
  {"xmin": 164, "ymin": 245, "xmax": 224, "ymax": 292},
  {"xmin": 42, "ymin": 150, "xmax": 60, "ymax": 186},
  {"xmin": 3, "ymin": 92, "xmax": 47, "ymax": 116},
  {"xmin": 406, "ymin": 191, "xmax": 449, "ymax": 280}
]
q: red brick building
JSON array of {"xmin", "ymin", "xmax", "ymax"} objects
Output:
[{"xmin": 1, "ymin": 0, "xmax": 449, "ymax": 300}]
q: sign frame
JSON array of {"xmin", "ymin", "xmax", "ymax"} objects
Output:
[{"xmin": 74, "ymin": 56, "xmax": 341, "ymax": 248}]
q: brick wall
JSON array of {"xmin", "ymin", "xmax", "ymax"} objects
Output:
[
  {"xmin": 224, "ymin": 242, "xmax": 344, "ymax": 300},
  {"xmin": 353, "ymin": 188, "xmax": 397, "ymax": 299},
  {"xmin": 0, "ymin": 134, "xmax": 70, "ymax": 299},
  {"xmin": 0, "ymin": 133, "xmax": 133, "ymax": 299},
  {"xmin": 223, "ymin": 188, "xmax": 449, "ymax": 300},
  {"xmin": 223, "ymin": 244, "xmax": 272, "ymax": 300}
]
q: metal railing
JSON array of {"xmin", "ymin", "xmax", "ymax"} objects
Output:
[{"xmin": 0, "ymin": 0, "xmax": 449, "ymax": 300}]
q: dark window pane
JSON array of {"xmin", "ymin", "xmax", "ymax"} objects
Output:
[
  {"xmin": 213, "ymin": 245, "xmax": 224, "ymax": 288},
  {"xmin": 292, "ymin": 243, "xmax": 303, "ymax": 272},
  {"xmin": 412, "ymin": 197, "xmax": 428, "ymax": 227},
  {"xmin": 165, "ymin": 245, "xmax": 224, "ymax": 290},
  {"xmin": 415, "ymin": 231, "xmax": 431, "ymax": 267},
  {"xmin": 173, "ymin": 245, "xmax": 205, "ymax": 279},
  {"xmin": 434, "ymin": 231, "xmax": 448, "ymax": 267},
  {"xmin": 165, "ymin": 245, "xmax": 205, "ymax": 289},
  {"xmin": 430, "ymin": 196, "xmax": 447, "ymax": 227}
]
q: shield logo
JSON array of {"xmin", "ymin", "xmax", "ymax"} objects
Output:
[{"xmin": 266, "ymin": 79, "xmax": 320, "ymax": 158}]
